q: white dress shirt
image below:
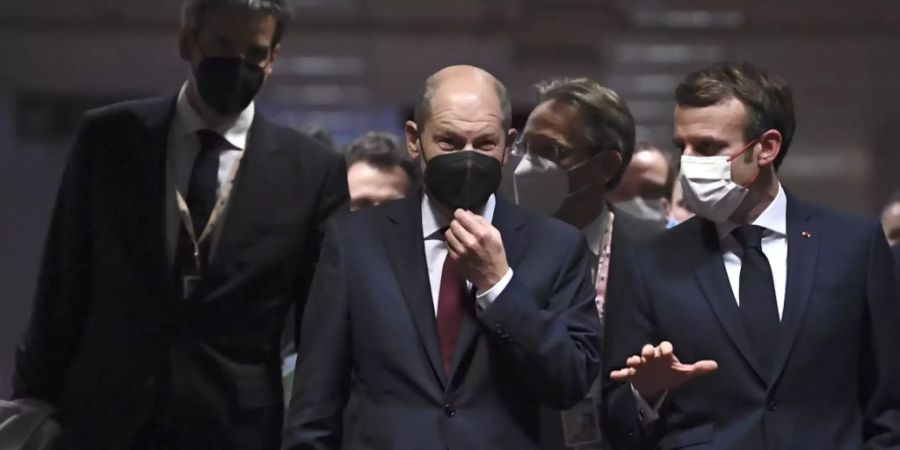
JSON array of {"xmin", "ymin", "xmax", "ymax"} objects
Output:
[
  {"xmin": 421, "ymin": 193, "xmax": 514, "ymax": 315},
  {"xmin": 165, "ymin": 83, "xmax": 254, "ymax": 263},
  {"xmin": 636, "ymin": 183, "xmax": 789, "ymax": 424},
  {"xmin": 717, "ymin": 183, "xmax": 788, "ymax": 319}
]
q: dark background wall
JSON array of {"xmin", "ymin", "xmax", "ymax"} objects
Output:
[{"xmin": 1, "ymin": 0, "xmax": 899, "ymax": 397}]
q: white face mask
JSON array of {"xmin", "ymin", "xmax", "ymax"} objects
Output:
[
  {"xmin": 679, "ymin": 139, "xmax": 759, "ymax": 223},
  {"xmin": 512, "ymin": 152, "xmax": 568, "ymax": 216},
  {"xmin": 511, "ymin": 152, "xmax": 603, "ymax": 216}
]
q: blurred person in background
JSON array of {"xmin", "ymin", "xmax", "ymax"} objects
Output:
[
  {"xmin": 604, "ymin": 62, "xmax": 900, "ymax": 449},
  {"xmin": 283, "ymin": 65, "xmax": 601, "ymax": 450},
  {"xmin": 11, "ymin": 1, "xmax": 348, "ymax": 448},
  {"xmin": 510, "ymin": 77, "xmax": 658, "ymax": 450},
  {"xmin": 305, "ymin": 126, "xmax": 338, "ymax": 152},
  {"xmin": 345, "ymin": 131, "xmax": 420, "ymax": 211},
  {"xmin": 881, "ymin": 191, "xmax": 900, "ymax": 246},
  {"xmin": 608, "ymin": 142, "xmax": 674, "ymax": 232}
]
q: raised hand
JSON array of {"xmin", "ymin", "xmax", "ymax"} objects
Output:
[{"xmin": 610, "ymin": 341, "xmax": 718, "ymax": 402}]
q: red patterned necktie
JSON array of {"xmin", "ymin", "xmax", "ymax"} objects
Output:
[{"xmin": 436, "ymin": 255, "xmax": 465, "ymax": 376}]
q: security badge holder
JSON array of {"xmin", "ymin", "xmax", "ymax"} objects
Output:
[
  {"xmin": 180, "ymin": 245, "xmax": 204, "ymax": 301},
  {"xmin": 181, "ymin": 273, "xmax": 202, "ymax": 301}
]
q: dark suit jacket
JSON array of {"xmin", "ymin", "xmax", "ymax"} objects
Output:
[
  {"xmin": 12, "ymin": 96, "xmax": 348, "ymax": 449},
  {"xmin": 282, "ymin": 194, "xmax": 603, "ymax": 450},
  {"xmin": 603, "ymin": 193, "xmax": 900, "ymax": 450},
  {"xmin": 539, "ymin": 206, "xmax": 664, "ymax": 450}
]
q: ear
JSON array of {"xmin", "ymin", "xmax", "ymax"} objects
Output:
[
  {"xmin": 178, "ymin": 27, "xmax": 193, "ymax": 63},
  {"xmin": 599, "ymin": 150, "xmax": 623, "ymax": 185},
  {"xmin": 660, "ymin": 197, "xmax": 672, "ymax": 217},
  {"xmin": 502, "ymin": 128, "xmax": 518, "ymax": 166},
  {"xmin": 265, "ymin": 43, "xmax": 280, "ymax": 76},
  {"xmin": 405, "ymin": 120, "xmax": 421, "ymax": 161},
  {"xmin": 756, "ymin": 129, "xmax": 782, "ymax": 168}
]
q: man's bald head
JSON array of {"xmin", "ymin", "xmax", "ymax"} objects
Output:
[{"xmin": 413, "ymin": 65, "xmax": 512, "ymax": 131}]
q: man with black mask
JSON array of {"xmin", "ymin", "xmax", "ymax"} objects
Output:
[
  {"xmin": 282, "ymin": 65, "xmax": 602, "ymax": 450},
  {"xmin": 11, "ymin": 1, "xmax": 348, "ymax": 449}
]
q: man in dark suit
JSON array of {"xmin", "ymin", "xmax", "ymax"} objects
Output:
[
  {"xmin": 506, "ymin": 77, "xmax": 661, "ymax": 449},
  {"xmin": 282, "ymin": 65, "xmax": 602, "ymax": 450},
  {"xmin": 603, "ymin": 62, "xmax": 900, "ymax": 449},
  {"xmin": 11, "ymin": 1, "xmax": 348, "ymax": 449}
]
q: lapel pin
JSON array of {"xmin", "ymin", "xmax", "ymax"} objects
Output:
[{"xmin": 801, "ymin": 231, "xmax": 812, "ymax": 238}]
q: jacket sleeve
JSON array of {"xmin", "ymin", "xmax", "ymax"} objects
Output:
[
  {"xmin": 860, "ymin": 220, "xmax": 900, "ymax": 448},
  {"xmin": 282, "ymin": 221, "xmax": 351, "ymax": 450},
  {"xmin": 291, "ymin": 151, "xmax": 349, "ymax": 347},
  {"xmin": 602, "ymin": 246, "xmax": 661, "ymax": 449},
  {"xmin": 477, "ymin": 229, "xmax": 602, "ymax": 410},
  {"xmin": 12, "ymin": 112, "xmax": 99, "ymax": 403}
]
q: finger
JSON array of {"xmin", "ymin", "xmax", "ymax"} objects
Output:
[
  {"xmin": 625, "ymin": 355, "xmax": 642, "ymax": 367},
  {"xmin": 445, "ymin": 228, "xmax": 466, "ymax": 256},
  {"xmin": 687, "ymin": 360, "xmax": 719, "ymax": 375},
  {"xmin": 609, "ymin": 367, "xmax": 636, "ymax": 381},
  {"xmin": 653, "ymin": 345, "xmax": 662, "ymax": 359},
  {"xmin": 641, "ymin": 344, "xmax": 656, "ymax": 361},
  {"xmin": 454, "ymin": 210, "xmax": 486, "ymax": 236},
  {"xmin": 450, "ymin": 220, "xmax": 478, "ymax": 249},
  {"xmin": 659, "ymin": 341, "xmax": 674, "ymax": 357}
]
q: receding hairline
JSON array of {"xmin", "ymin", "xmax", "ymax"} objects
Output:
[{"xmin": 414, "ymin": 65, "xmax": 511, "ymax": 130}]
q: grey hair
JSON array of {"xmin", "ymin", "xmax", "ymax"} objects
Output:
[
  {"xmin": 413, "ymin": 74, "xmax": 512, "ymax": 131},
  {"xmin": 181, "ymin": 0, "xmax": 292, "ymax": 47}
]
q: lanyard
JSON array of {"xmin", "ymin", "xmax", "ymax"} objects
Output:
[
  {"xmin": 171, "ymin": 140, "xmax": 245, "ymax": 272},
  {"xmin": 597, "ymin": 210, "xmax": 615, "ymax": 268}
]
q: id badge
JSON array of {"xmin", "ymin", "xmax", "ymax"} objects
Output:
[
  {"xmin": 181, "ymin": 274, "xmax": 202, "ymax": 300},
  {"xmin": 561, "ymin": 395, "xmax": 602, "ymax": 447}
]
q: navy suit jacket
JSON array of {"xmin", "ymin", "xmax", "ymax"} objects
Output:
[
  {"xmin": 282, "ymin": 193, "xmax": 603, "ymax": 450},
  {"xmin": 603, "ymin": 193, "xmax": 900, "ymax": 450}
]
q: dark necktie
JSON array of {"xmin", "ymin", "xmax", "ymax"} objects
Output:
[
  {"xmin": 732, "ymin": 224, "xmax": 779, "ymax": 376},
  {"xmin": 174, "ymin": 130, "xmax": 226, "ymax": 277},
  {"xmin": 437, "ymin": 253, "xmax": 465, "ymax": 377}
]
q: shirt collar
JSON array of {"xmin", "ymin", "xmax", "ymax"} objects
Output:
[
  {"xmin": 581, "ymin": 207, "xmax": 610, "ymax": 256},
  {"xmin": 716, "ymin": 182, "xmax": 788, "ymax": 240},
  {"xmin": 421, "ymin": 193, "xmax": 497, "ymax": 239},
  {"xmin": 170, "ymin": 82, "xmax": 255, "ymax": 151}
]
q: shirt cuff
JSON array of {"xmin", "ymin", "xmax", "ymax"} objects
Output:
[
  {"xmin": 630, "ymin": 384, "xmax": 667, "ymax": 426},
  {"xmin": 475, "ymin": 268, "xmax": 514, "ymax": 311}
]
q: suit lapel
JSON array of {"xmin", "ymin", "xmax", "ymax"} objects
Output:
[
  {"xmin": 771, "ymin": 194, "xmax": 819, "ymax": 383},
  {"xmin": 199, "ymin": 114, "xmax": 277, "ymax": 293},
  {"xmin": 684, "ymin": 219, "xmax": 767, "ymax": 383},
  {"xmin": 447, "ymin": 198, "xmax": 529, "ymax": 383},
  {"xmin": 380, "ymin": 194, "xmax": 448, "ymax": 388}
]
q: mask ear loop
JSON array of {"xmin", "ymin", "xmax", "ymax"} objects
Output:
[{"xmin": 728, "ymin": 137, "xmax": 762, "ymax": 188}]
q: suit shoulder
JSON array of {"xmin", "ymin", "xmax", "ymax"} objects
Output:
[
  {"xmin": 82, "ymin": 96, "xmax": 171, "ymax": 124},
  {"xmin": 794, "ymin": 198, "xmax": 880, "ymax": 235},
  {"xmin": 516, "ymin": 208, "xmax": 585, "ymax": 248}
]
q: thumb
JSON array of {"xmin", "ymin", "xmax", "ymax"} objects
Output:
[{"xmin": 686, "ymin": 360, "xmax": 719, "ymax": 376}]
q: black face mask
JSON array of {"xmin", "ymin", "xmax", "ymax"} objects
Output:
[
  {"xmin": 194, "ymin": 57, "xmax": 265, "ymax": 116},
  {"xmin": 423, "ymin": 150, "xmax": 503, "ymax": 211}
]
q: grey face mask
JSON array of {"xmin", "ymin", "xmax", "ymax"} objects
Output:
[{"xmin": 613, "ymin": 197, "xmax": 667, "ymax": 223}]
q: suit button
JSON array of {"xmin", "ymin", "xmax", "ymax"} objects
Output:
[
  {"xmin": 767, "ymin": 400, "xmax": 777, "ymax": 411},
  {"xmin": 443, "ymin": 404, "xmax": 456, "ymax": 417}
]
